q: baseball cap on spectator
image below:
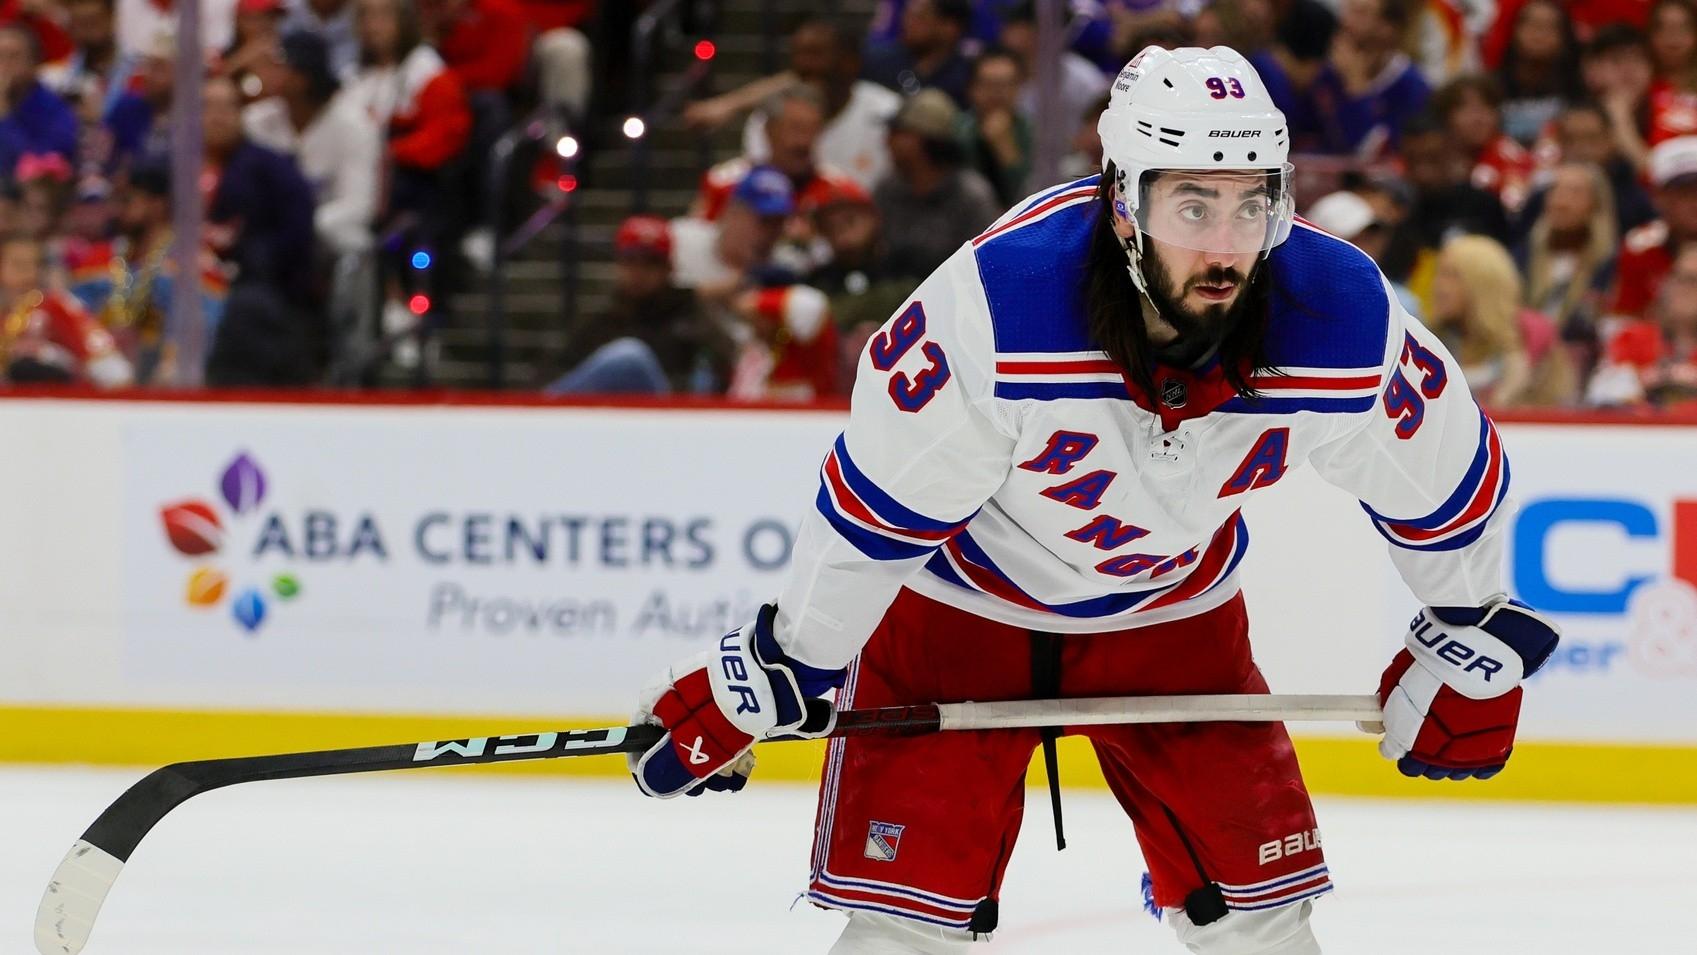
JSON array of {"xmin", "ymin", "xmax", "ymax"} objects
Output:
[
  {"xmin": 800, "ymin": 177, "xmax": 873, "ymax": 215},
  {"xmin": 614, "ymin": 214, "xmax": 672, "ymax": 262},
  {"xmin": 1305, "ymin": 191, "xmax": 1379, "ymax": 241},
  {"xmin": 889, "ymin": 89, "xmax": 960, "ymax": 143},
  {"xmin": 731, "ymin": 165, "xmax": 795, "ymax": 217},
  {"xmin": 1649, "ymin": 136, "xmax": 1697, "ymax": 189}
]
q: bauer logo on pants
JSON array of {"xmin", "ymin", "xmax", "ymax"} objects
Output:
[{"xmin": 865, "ymin": 821, "xmax": 905, "ymax": 862}]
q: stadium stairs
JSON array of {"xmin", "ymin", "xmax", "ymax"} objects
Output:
[{"xmin": 429, "ymin": 0, "xmax": 875, "ymax": 390}]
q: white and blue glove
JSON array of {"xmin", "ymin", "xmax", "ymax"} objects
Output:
[
  {"xmin": 629, "ymin": 603, "xmax": 841, "ymax": 798},
  {"xmin": 1377, "ymin": 596, "xmax": 1560, "ymax": 780}
]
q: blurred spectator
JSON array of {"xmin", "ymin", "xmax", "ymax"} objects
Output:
[
  {"xmin": 417, "ymin": 0, "xmax": 526, "ymax": 270},
  {"xmin": 1429, "ymin": 233, "xmax": 1576, "ymax": 406},
  {"xmin": 1522, "ymin": 102, "xmax": 1655, "ymax": 239},
  {"xmin": 999, "ymin": 2, "xmax": 1109, "ymax": 131},
  {"xmin": 72, "ymin": 160, "xmax": 228, "ymax": 384},
  {"xmin": 341, "ymin": 0, "xmax": 470, "ymax": 183},
  {"xmin": 118, "ymin": 0, "xmax": 239, "ymax": 60},
  {"xmin": 341, "ymin": 0, "xmax": 471, "ymax": 361},
  {"xmin": 46, "ymin": 0, "xmax": 135, "ymax": 98},
  {"xmin": 693, "ymin": 87, "xmax": 842, "ymax": 221},
  {"xmin": 203, "ymin": 74, "xmax": 315, "ymax": 296},
  {"xmin": 1646, "ymin": 0, "xmax": 1697, "ymax": 145},
  {"xmin": 673, "ymin": 164, "xmax": 793, "ymax": 302},
  {"xmin": 245, "ymin": 29, "xmax": 377, "ymax": 257},
  {"xmin": 423, "ymin": 0, "xmax": 592, "ymax": 125},
  {"xmin": 1302, "ymin": 0, "xmax": 1431, "ymax": 157},
  {"xmin": 875, "ymin": 88, "xmax": 999, "ymax": 280},
  {"xmin": 1433, "ymin": 75, "xmax": 1536, "ymax": 214},
  {"xmin": 544, "ymin": 215, "xmax": 733, "ymax": 395},
  {"xmin": 246, "ymin": 29, "xmax": 377, "ymax": 371},
  {"xmin": 1392, "ymin": 111, "xmax": 1512, "ymax": 306},
  {"xmin": 59, "ymin": 176, "xmax": 115, "ymax": 290},
  {"xmin": 1269, "ymin": 0, "xmax": 1339, "ymax": 75},
  {"xmin": 417, "ymin": 0, "xmax": 527, "ymax": 95},
  {"xmin": 1493, "ymin": 0, "xmax": 1582, "ymax": 144},
  {"xmin": 1305, "ymin": 188, "xmax": 1423, "ymax": 318},
  {"xmin": 14, "ymin": 152, "xmax": 70, "ymax": 239},
  {"xmin": 957, "ymin": 47, "xmax": 1030, "ymax": 206},
  {"xmin": 726, "ymin": 282, "xmax": 840, "ymax": 401},
  {"xmin": 1060, "ymin": 91, "xmax": 1111, "ymax": 180},
  {"xmin": 1581, "ymin": 23, "xmax": 1654, "ymax": 171},
  {"xmin": 803, "ymin": 178, "xmax": 907, "ymax": 340},
  {"xmin": 46, "ymin": 0, "xmax": 153, "ymax": 172},
  {"xmin": 0, "ymin": 0, "xmax": 73, "ymax": 65},
  {"xmin": 200, "ymin": 73, "xmax": 322, "ymax": 383},
  {"xmin": 1482, "ymin": 0, "xmax": 1652, "ymax": 68},
  {"xmin": 1590, "ymin": 243, "xmax": 1697, "ymax": 407},
  {"xmin": 1516, "ymin": 162, "xmax": 1618, "ymax": 365},
  {"xmin": 284, "ymin": 0, "xmax": 357, "ymax": 81},
  {"xmin": 1198, "ymin": 0, "xmax": 1325, "ymax": 136},
  {"xmin": 863, "ymin": 0, "xmax": 975, "ymax": 106},
  {"xmin": 687, "ymin": 19, "xmax": 899, "ymax": 192},
  {"xmin": 133, "ymin": 27, "xmax": 174, "ymax": 159},
  {"xmin": 866, "ymin": 0, "xmax": 1005, "ymax": 54},
  {"xmin": 516, "ymin": 0, "xmax": 590, "ymax": 34},
  {"xmin": 1105, "ymin": 2, "xmax": 1200, "ymax": 63},
  {"xmin": 0, "ymin": 24, "xmax": 78, "ymax": 179},
  {"xmin": 219, "ymin": 0, "xmax": 288, "ymax": 100},
  {"xmin": 1409, "ymin": 0, "xmax": 1485, "ymax": 85},
  {"xmin": 1608, "ymin": 135, "xmax": 1697, "ymax": 320},
  {"xmin": 519, "ymin": 5, "xmax": 589, "ymax": 124},
  {"xmin": 671, "ymin": 166, "xmax": 839, "ymax": 401},
  {"xmin": 0, "ymin": 232, "xmax": 132, "ymax": 387}
]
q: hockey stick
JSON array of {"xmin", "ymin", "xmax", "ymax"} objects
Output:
[{"xmin": 35, "ymin": 692, "xmax": 1380, "ymax": 954}]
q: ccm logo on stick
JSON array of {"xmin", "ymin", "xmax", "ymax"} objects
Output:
[{"xmin": 1410, "ymin": 610, "xmax": 1504, "ymax": 681}]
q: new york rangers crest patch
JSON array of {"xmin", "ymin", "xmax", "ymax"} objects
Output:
[{"xmin": 864, "ymin": 821, "xmax": 905, "ymax": 862}]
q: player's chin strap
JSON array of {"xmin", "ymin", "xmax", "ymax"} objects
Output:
[{"xmin": 1116, "ymin": 230, "xmax": 1166, "ymax": 322}]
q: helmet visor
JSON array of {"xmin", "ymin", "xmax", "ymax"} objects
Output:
[{"xmin": 1131, "ymin": 165, "xmax": 1295, "ymax": 255}]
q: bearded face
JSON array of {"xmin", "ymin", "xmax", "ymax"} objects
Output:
[
  {"xmin": 1138, "ymin": 236, "xmax": 1260, "ymax": 351},
  {"xmin": 1109, "ymin": 170, "xmax": 1275, "ymax": 352}
]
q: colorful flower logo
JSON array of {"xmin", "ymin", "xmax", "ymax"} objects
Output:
[{"xmin": 158, "ymin": 452, "xmax": 300, "ymax": 634}]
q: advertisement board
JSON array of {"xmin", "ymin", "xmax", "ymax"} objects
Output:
[{"xmin": 2, "ymin": 397, "xmax": 1694, "ymax": 800}]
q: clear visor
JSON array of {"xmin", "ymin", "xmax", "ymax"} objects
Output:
[{"xmin": 1128, "ymin": 165, "xmax": 1295, "ymax": 255}]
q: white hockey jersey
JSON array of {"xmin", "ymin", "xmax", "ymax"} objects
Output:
[{"xmin": 775, "ymin": 177, "xmax": 1510, "ymax": 670}]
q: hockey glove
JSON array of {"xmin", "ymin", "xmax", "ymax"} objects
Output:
[
  {"xmin": 1378, "ymin": 596, "xmax": 1560, "ymax": 780},
  {"xmin": 630, "ymin": 603, "xmax": 842, "ymax": 798}
]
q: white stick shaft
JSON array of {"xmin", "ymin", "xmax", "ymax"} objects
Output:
[{"xmin": 937, "ymin": 693, "xmax": 1383, "ymax": 732}]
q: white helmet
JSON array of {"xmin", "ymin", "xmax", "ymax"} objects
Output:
[{"xmin": 1097, "ymin": 46, "xmax": 1294, "ymax": 293}]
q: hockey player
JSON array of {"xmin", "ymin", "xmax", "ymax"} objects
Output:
[{"xmin": 629, "ymin": 46, "xmax": 1561, "ymax": 954}]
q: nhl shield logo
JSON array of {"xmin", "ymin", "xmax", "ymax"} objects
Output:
[
  {"xmin": 864, "ymin": 821, "xmax": 905, "ymax": 862},
  {"xmin": 1160, "ymin": 377, "xmax": 1187, "ymax": 408}
]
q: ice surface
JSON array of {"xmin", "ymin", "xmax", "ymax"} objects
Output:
[{"xmin": 4, "ymin": 767, "xmax": 1694, "ymax": 953}]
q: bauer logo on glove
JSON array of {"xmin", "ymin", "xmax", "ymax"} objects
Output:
[
  {"xmin": 1378, "ymin": 597, "xmax": 1560, "ymax": 781},
  {"xmin": 630, "ymin": 603, "xmax": 843, "ymax": 799}
]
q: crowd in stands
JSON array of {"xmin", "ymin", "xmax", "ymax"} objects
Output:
[
  {"xmin": 550, "ymin": 0, "xmax": 1697, "ymax": 412},
  {"xmin": 2, "ymin": 0, "xmax": 1695, "ymax": 413},
  {"xmin": 0, "ymin": 0, "xmax": 591, "ymax": 386}
]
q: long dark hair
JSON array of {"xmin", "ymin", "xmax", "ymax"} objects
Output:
[
  {"xmin": 1498, "ymin": 0, "xmax": 1584, "ymax": 100},
  {"xmin": 1083, "ymin": 166, "xmax": 1273, "ymax": 401}
]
